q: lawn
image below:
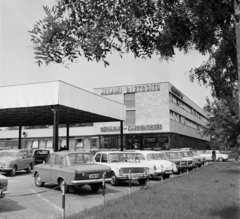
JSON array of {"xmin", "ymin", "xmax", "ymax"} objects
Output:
[{"xmin": 62, "ymin": 162, "xmax": 240, "ymax": 219}]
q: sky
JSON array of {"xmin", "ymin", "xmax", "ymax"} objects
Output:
[{"xmin": 0, "ymin": 0, "xmax": 212, "ymax": 108}]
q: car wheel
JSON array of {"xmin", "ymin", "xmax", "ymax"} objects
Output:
[
  {"xmin": 35, "ymin": 173, "xmax": 45, "ymax": 187},
  {"xmin": 111, "ymin": 172, "xmax": 119, "ymax": 186},
  {"xmin": 59, "ymin": 179, "xmax": 69, "ymax": 193},
  {"xmin": 218, "ymin": 157, "xmax": 224, "ymax": 162},
  {"xmin": 9, "ymin": 166, "xmax": 17, "ymax": 176},
  {"xmin": 138, "ymin": 178, "xmax": 148, "ymax": 186},
  {"xmin": 26, "ymin": 164, "xmax": 32, "ymax": 173},
  {"xmin": 90, "ymin": 183, "xmax": 101, "ymax": 192}
]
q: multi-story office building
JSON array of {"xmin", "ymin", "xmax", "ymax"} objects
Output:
[{"xmin": 0, "ymin": 82, "xmax": 210, "ymax": 151}]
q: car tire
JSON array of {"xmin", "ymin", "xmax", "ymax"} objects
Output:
[
  {"xmin": 90, "ymin": 183, "xmax": 101, "ymax": 192},
  {"xmin": 59, "ymin": 179, "xmax": 69, "ymax": 193},
  {"xmin": 218, "ymin": 157, "xmax": 224, "ymax": 162},
  {"xmin": 9, "ymin": 166, "xmax": 17, "ymax": 176},
  {"xmin": 25, "ymin": 164, "xmax": 32, "ymax": 173},
  {"xmin": 111, "ymin": 172, "xmax": 119, "ymax": 186},
  {"xmin": 35, "ymin": 173, "xmax": 45, "ymax": 187},
  {"xmin": 138, "ymin": 178, "xmax": 148, "ymax": 186}
]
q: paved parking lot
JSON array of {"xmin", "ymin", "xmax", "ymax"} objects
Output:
[{"xmin": 0, "ymin": 171, "xmax": 163, "ymax": 219}]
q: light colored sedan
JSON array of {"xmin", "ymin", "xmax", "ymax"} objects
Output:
[
  {"xmin": 130, "ymin": 150, "xmax": 178, "ymax": 178},
  {"xmin": 0, "ymin": 175, "xmax": 9, "ymax": 198},
  {"xmin": 199, "ymin": 150, "xmax": 228, "ymax": 162}
]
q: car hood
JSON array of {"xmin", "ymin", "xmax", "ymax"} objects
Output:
[
  {"xmin": 70, "ymin": 163, "xmax": 111, "ymax": 173},
  {"xmin": 0, "ymin": 157, "xmax": 17, "ymax": 163},
  {"xmin": 147, "ymin": 160, "xmax": 174, "ymax": 167}
]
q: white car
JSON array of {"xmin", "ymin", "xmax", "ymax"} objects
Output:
[
  {"xmin": 199, "ymin": 150, "xmax": 228, "ymax": 162},
  {"xmin": 0, "ymin": 175, "xmax": 9, "ymax": 198},
  {"xmin": 94, "ymin": 151, "xmax": 149, "ymax": 186},
  {"xmin": 130, "ymin": 151, "xmax": 178, "ymax": 178}
]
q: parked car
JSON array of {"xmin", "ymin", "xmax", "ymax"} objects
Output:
[
  {"xmin": 198, "ymin": 150, "xmax": 229, "ymax": 162},
  {"xmin": 33, "ymin": 151, "xmax": 112, "ymax": 193},
  {"xmin": 178, "ymin": 150, "xmax": 202, "ymax": 168},
  {"xmin": 0, "ymin": 175, "xmax": 9, "ymax": 198},
  {"xmin": 190, "ymin": 150, "xmax": 206, "ymax": 165},
  {"xmin": 33, "ymin": 149, "xmax": 53, "ymax": 165},
  {"xmin": 94, "ymin": 151, "xmax": 149, "ymax": 186},
  {"xmin": 161, "ymin": 150, "xmax": 194, "ymax": 173},
  {"xmin": 130, "ymin": 150, "xmax": 178, "ymax": 178},
  {"xmin": 0, "ymin": 149, "xmax": 34, "ymax": 176}
]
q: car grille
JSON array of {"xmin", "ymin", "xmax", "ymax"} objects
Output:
[{"xmin": 122, "ymin": 168, "xmax": 144, "ymax": 174}]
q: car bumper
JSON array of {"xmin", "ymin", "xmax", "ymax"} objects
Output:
[
  {"xmin": 0, "ymin": 167, "xmax": 13, "ymax": 172},
  {"xmin": 118, "ymin": 173, "xmax": 149, "ymax": 180},
  {"xmin": 71, "ymin": 178, "xmax": 112, "ymax": 185},
  {"xmin": 0, "ymin": 190, "xmax": 9, "ymax": 197}
]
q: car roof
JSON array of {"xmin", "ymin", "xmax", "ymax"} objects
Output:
[
  {"xmin": 132, "ymin": 150, "xmax": 163, "ymax": 154},
  {"xmin": 0, "ymin": 149, "xmax": 27, "ymax": 152},
  {"xmin": 52, "ymin": 151, "xmax": 92, "ymax": 156},
  {"xmin": 95, "ymin": 151, "xmax": 131, "ymax": 154}
]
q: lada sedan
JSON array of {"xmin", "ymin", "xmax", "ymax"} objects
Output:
[
  {"xmin": 33, "ymin": 151, "xmax": 112, "ymax": 193},
  {"xmin": 0, "ymin": 174, "xmax": 9, "ymax": 198},
  {"xmin": 94, "ymin": 151, "xmax": 149, "ymax": 186},
  {"xmin": 0, "ymin": 149, "xmax": 34, "ymax": 176},
  {"xmin": 198, "ymin": 150, "xmax": 229, "ymax": 162},
  {"xmin": 179, "ymin": 150, "xmax": 201, "ymax": 168},
  {"xmin": 130, "ymin": 150, "xmax": 178, "ymax": 178},
  {"xmin": 161, "ymin": 151, "xmax": 194, "ymax": 173}
]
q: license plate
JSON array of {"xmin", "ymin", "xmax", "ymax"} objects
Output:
[
  {"xmin": 131, "ymin": 176, "xmax": 139, "ymax": 180},
  {"xmin": 89, "ymin": 174, "xmax": 99, "ymax": 179}
]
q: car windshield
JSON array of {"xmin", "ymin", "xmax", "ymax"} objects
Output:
[
  {"xmin": 167, "ymin": 152, "xmax": 182, "ymax": 159},
  {"xmin": 146, "ymin": 153, "xmax": 165, "ymax": 160},
  {"xmin": 108, "ymin": 153, "xmax": 133, "ymax": 162},
  {"xmin": 66, "ymin": 153, "xmax": 94, "ymax": 165},
  {"xmin": 191, "ymin": 151, "xmax": 199, "ymax": 156},
  {"xmin": 180, "ymin": 151, "xmax": 189, "ymax": 157},
  {"xmin": 0, "ymin": 151, "xmax": 19, "ymax": 158}
]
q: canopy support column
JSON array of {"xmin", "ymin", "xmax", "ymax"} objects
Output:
[
  {"xmin": 18, "ymin": 125, "xmax": 22, "ymax": 149},
  {"xmin": 120, "ymin": 121, "xmax": 123, "ymax": 151},
  {"xmin": 66, "ymin": 124, "xmax": 69, "ymax": 150},
  {"xmin": 52, "ymin": 106, "xmax": 59, "ymax": 152}
]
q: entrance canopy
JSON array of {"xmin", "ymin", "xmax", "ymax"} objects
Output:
[{"xmin": 0, "ymin": 81, "xmax": 126, "ymax": 127}]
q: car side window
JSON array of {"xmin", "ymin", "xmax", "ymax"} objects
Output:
[
  {"xmin": 59, "ymin": 157, "xmax": 65, "ymax": 166},
  {"xmin": 135, "ymin": 153, "xmax": 145, "ymax": 160},
  {"xmin": 48, "ymin": 154, "xmax": 55, "ymax": 165},
  {"xmin": 101, "ymin": 154, "xmax": 108, "ymax": 163},
  {"xmin": 54, "ymin": 155, "xmax": 61, "ymax": 165},
  {"xmin": 95, "ymin": 154, "xmax": 101, "ymax": 162}
]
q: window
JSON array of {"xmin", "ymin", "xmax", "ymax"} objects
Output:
[
  {"xmin": 101, "ymin": 154, "xmax": 108, "ymax": 162},
  {"xmin": 95, "ymin": 154, "xmax": 101, "ymax": 162},
  {"xmin": 169, "ymin": 93, "xmax": 173, "ymax": 102},
  {"xmin": 48, "ymin": 155, "xmax": 55, "ymax": 164},
  {"xmin": 54, "ymin": 155, "xmax": 61, "ymax": 165},
  {"xmin": 126, "ymin": 110, "xmax": 136, "ymax": 125},
  {"xmin": 124, "ymin": 93, "xmax": 135, "ymax": 108}
]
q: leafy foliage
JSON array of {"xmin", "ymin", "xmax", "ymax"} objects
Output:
[
  {"xmin": 30, "ymin": 0, "xmax": 239, "ymax": 97},
  {"xmin": 203, "ymin": 94, "xmax": 240, "ymax": 149}
]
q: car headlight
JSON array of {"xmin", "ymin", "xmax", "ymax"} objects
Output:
[
  {"xmin": 119, "ymin": 168, "xmax": 123, "ymax": 175},
  {"xmin": 144, "ymin": 167, "xmax": 148, "ymax": 174},
  {"xmin": 3, "ymin": 163, "xmax": 11, "ymax": 168}
]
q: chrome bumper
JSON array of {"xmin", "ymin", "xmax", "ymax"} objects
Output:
[
  {"xmin": 0, "ymin": 190, "xmax": 9, "ymax": 195},
  {"xmin": 71, "ymin": 178, "xmax": 112, "ymax": 185}
]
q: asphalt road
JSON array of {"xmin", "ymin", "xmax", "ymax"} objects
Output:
[{"xmin": 0, "ymin": 171, "xmax": 159, "ymax": 219}]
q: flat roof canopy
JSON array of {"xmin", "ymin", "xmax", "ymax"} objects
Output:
[{"xmin": 0, "ymin": 81, "xmax": 126, "ymax": 127}]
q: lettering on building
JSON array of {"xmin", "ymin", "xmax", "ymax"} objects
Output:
[
  {"xmin": 171, "ymin": 86, "xmax": 183, "ymax": 99},
  {"xmin": 100, "ymin": 124, "xmax": 163, "ymax": 132},
  {"xmin": 101, "ymin": 83, "xmax": 160, "ymax": 95}
]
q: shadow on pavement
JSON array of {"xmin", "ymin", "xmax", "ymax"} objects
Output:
[
  {"xmin": 0, "ymin": 198, "xmax": 25, "ymax": 213},
  {"xmin": 209, "ymin": 204, "xmax": 240, "ymax": 219}
]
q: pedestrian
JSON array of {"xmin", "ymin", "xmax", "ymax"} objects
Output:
[{"xmin": 212, "ymin": 149, "xmax": 216, "ymax": 162}]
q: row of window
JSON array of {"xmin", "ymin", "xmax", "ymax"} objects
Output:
[
  {"xmin": 170, "ymin": 110, "xmax": 203, "ymax": 131},
  {"xmin": 169, "ymin": 93, "xmax": 208, "ymax": 123}
]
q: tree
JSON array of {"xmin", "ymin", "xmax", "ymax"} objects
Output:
[
  {"xmin": 29, "ymin": 0, "xmax": 239, "ymax": 98},
  {"xmin": 203, "ymin": 94, "xmax": 240, "ymax": 150}
]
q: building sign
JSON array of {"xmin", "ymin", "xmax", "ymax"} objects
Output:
[
  {"xmin": 171, "ymin": 86, "xmax": 183, "ymax": 99},
  {"xmin": 145, "ymin": 137, "xmax": 157, "ymax": 143},
  {"xmin": 100, "ymin": 124, "xmax": 162, "ymax": 132},
  {"xmin": 101, "ymin": 83, "xmax": 161, "ymax": 95}
]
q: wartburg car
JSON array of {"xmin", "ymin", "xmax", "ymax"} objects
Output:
[
  {"xmin": 33, "ymin": 151, "xmax": 112, "ymax": 193},
  {"xmin": 130, "ymin": 151, "xmax": 178, "ymax": 178},
  {"xmin": 94, "ymin": 151, "xmax": 149, "ymax": 186},
  {"xmin": 0, "ymin": 149, "xmax": 34, "ymax": 176},
  {"xmin": 0, "ymin": 175, "xmax": 9, "ymax": 198}
]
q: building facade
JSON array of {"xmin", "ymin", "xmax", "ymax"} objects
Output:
[{"xmin": 0, "ymin": 82, "xmax": 210, "ymax": 151}]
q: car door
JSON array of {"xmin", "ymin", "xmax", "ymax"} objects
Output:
[
  {"xmin": 21, "ymin": 150, "xmax": 29, "ymax": 169},
  {"xmin": 38, "ymin": 154, "xmax": 54, "ymax": 183},
  {"xmin": 17, "ymin": 151, "xmax": 25, "ymax": 170},
  {"xmin": 50, "ymin": 155, "xmax": 62, "ymax": 184}
]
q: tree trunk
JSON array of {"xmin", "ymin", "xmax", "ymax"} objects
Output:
[{"xmin": 235, "ymin": 0, "xmax": 240, "ymax": 117}]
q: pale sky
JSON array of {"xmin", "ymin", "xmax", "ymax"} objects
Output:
[{"xmin": 0, "ymin": 0, "xmax": 212, "ymax": 108}]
